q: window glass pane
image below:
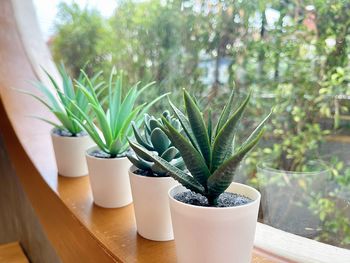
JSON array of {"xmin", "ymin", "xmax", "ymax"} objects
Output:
[{"xmin": 34, "ymin": 0, "xmax": 350, "ymax": 250}]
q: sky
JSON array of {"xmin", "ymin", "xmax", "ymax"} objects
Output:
[{"xmin": 33, "ymin": 0, "xmax": 117, "ymax": 39}]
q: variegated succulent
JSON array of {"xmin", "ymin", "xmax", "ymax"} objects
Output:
[
  {"xmin": 127, "ymin": 111, "xmax": 185, "ymax": 176},
  {"xmin": 129, "ymin": 89, "xmax": 272, "ymax": 206}
]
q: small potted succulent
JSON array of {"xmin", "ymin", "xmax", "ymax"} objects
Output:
[
  {"xmin": 69, "ymin": 68, "xmax": 167, "ymax": 208},
  {"xmin": 19, "ymin": 65, "xmax": 96, "ymax": 177},
  {"xmin": 129, "ymin": 89, "xmax": 272, "ymax": 263},
  {"xmin": 127, "ymin": 111, "xmax": 185, "ymax": 241}
]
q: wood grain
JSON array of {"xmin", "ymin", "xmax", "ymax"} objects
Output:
[
  {"xmin": 0, "ymin": 242, "xmax": 28, "ymax": 263},
  {"xmin": 0, "ymin": 132, "xmax": 60, "ymax": 263}
]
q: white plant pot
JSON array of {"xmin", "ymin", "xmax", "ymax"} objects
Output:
[
  {"xmin": 86, "ymin": 147, "xmax": 133, "ymax": 208},
  {"xmin": 51, "ymin": 129, "xmax": 94, "ymax": 177},
  {"xmin": 129, "ymin": 166, "xmax": 178, "ymax": 241},
  {"xmin": 169, "ymin": 183, "xmax": 261, "ymax": 263}
]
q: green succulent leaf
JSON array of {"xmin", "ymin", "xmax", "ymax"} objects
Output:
[
  {"xmin": 150, "ymin": 163, "xmax": 167, "ymax": 176},
  {"xmin": 215, "ymin": 90, "xmax": 235, "ymax": 136},
  {"xmin": 207, "ymin": 110, "xmax": 272, "ymax": 200},
  {"xmin": 161, "ymin": 146, "xmax": 179, "ymax": 161},
  {"xmin": 183, "ymin": 90, "xmax": 211, "ymax": 166},
  {"xmin": 28, "ymin": 116, "xmax": 62, "ymax": 130},
  {"xmin": 170, "ymin": 157, "xmax": 186, "ymax": 170},
  {"xmin": 90, "ymin": 103, "xmax": 113, "ymax": 146},
  {"xmin": 211, "ymin": 91, "xmax": 251, "ymax": 172},
  {"xmin": 66, "ymin": 69, "xmax": 164, "ymax": 155},
  {"xmin": 149, "ymin": 118, "xmax": 161, "ymax": 130},
  {"xmin": 207, "ymin": 127, "xmax": 266, "ymax": 201},
  {"xmin": 18, "ymin": 66, "xmax": 106, "ymax": 135},
  {"xmin": 128, "ymin": 140, "xmax": 205, "ymax": 194},
  {"xmin": 162, "ymin": 116, "xmax": 210, "ymax": 189},
  {"xmin": 127, "ymin": 154, "xmax": 152, "ymax": 171},
  {"xmin": 168, "ymin": 98, "xmax": 200, "ymax": 151},
  {"xmin": 150, "ymin": 128, "xmax": 170, "ymax": 155},
  {"xmin": 207, "ymin": 109, "xmax": 213, "ymax": 143},
  {"xmin": 131, "ymin": 122, "xmax": 153, "ymax": 150}
]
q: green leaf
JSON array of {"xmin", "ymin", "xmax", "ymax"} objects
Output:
[
  {"xmin": 211, "ymin": 92, "xmax": 250, "ymax": 172},
  {"xmin": 42, "ymin": 69, "xmax": 70, "ymax": 109},
  {"xmin": 128, "ymin": 141, "xmax": 157, "ymax": 162},
  {"xmin": 150, "ymin": 163, "xmax": 167, "ymax": 176},
  {"xmin": 127, "ymin": 154, "xmax": 152, "ymax": 171},
  {"xmin": 238, "ymin": 110, "xmax": 273, "ymax": 152},
  {"xmin": 168, "ymin": 98, "xmax": 200, "ymax": 151},
  {"xmin": 207, "ymin": 127, "xmax": 266, "ymax": 201},
  {"xmin": 207, "ymin": 110, "xmax": 272, "ymax": 200},
  {"xmin": 28, "ymin": 116, "xmax": 62, "ymax": 130},
  {"xmin": 136, "ymin": 81, "xmax": 156, "ymax": 97},
  {"xmin": 79, "ymin": 70, "xmax": 99, "ymax": 103},
  {"xmin": 150, "ymin": 128, "xmax": 170, "ymax": 155},
  {"xmin": 183, "ymin": 90, "xmax": 211, "ymax": 166},
  {"xmin": 170, "ymin": 157, "xmax": 186, "ymax": 170},
  {"xmin": 16, "ymin": 89, "xmax": 54, "ymax": 112},
  {"xmin": 215, "ymin": 90, "xmax": 235, "ymax": 136},
  {"xmin": 90, "ymin": 103, "xmax": 113, "ymax": 147},
  {"xmin": 207, "ymin": 109, "xmax": 212, "ymax": 144},
  {"xmin": 116, "ymin": 85, "xmax": 138, "ymax": 131},
  {"xmin": 161, "ymin": 146, "xmax": 179, "ymax": 161},
  {"xmin": 71, "ymin": 118, "xmax": 108, "ymax": 153},
  {"xmin": 117, "ymin": 103, "xmax": 145, "ymax": 143},
  {"xmin": 31, "ymin": 81, "xmax": 62, "ymax": 112},
  {"xmin": 53, "ymin": 111, "xmax": 75, "ymax": 132},
  {"xmin": 135, "ymin": 92, "xmax": 170, "ymax": 126},
  {"xmin": 128, "ymin": 140, "xmax": 205, "ymax": 194},
  {"xmin": 110, "ymin": 69, "xmax": 122, "ymax": 132},
  {"xmin": 66, "ymin": 100, "xmax": 108, "ymax": 151},
  {"xmin": 58, "ymin": 64, "xmax": 75, "ymax": 100},
  {"xmin": 131, "ymin": 122, "xmax": 153, "ymax": 150},
  {"xmin": 162, "ymin": 116, "xmax": 211, "ymax": 189}
]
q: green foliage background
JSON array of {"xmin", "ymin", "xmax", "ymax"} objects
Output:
[{"xmin": 50, "ymin": 0, "xmax": 350, "ymax": 248}]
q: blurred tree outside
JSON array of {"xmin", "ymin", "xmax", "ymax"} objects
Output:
[{"xmin": 50, "ymin": 0, "xmax": 350, "ymax": 248}]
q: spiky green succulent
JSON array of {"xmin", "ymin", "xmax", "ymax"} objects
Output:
[
  {"xmin": 127, "ymin": 111, "xmax": 185, "ymax": 176},
  {"xmin": 18, "ymin": 64, "xmax": 103, "ymax": 135},
  {"xmin": 67, "ymin": 68, "xmax": 168, "ymax": 157},
  {"xmin": 129, "ymin": 89, "xmax": 272, "ymax": 206}
]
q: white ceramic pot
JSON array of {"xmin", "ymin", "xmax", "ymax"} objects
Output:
[
  {"xmin": 169, "ymin": 183, "xmax": 261, "ymax": 263},
  {"xmin": 51, "ymin": 129, "xmax": 94, "ymax": 177},
  {"xmin": 86, "ymin": 147, "xmax": 133, "ymax": 208},
  {"xmin": 129, "ymin": 166, "xmax": 178, "ymax": 241}
]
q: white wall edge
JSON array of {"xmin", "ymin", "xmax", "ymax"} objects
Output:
[{"xmin": 11, "ymin": 0, "xmax": 60, "ymax": 85}]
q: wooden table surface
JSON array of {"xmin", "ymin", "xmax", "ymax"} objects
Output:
[
  {"xmin": 0, "ymin": 0, "xmax": 288, "ymax": 261},
  {"xmin": 0, "ymin": 242, "xmax": 28, "ymax": 263}
]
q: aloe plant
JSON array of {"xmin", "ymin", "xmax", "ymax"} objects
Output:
[
  {"xmin": 68, "ymin": 68, "xmax": 168, "ymax": 157},
  {"xmin": 19, "ymin": 64, "xmax": 103, "ymax": 135},
  {"xmin": 129, "ymin": 89, "xmax": 272, "ymax": 206},
  {"xmin": 127, "ymin": 111, "xmax": 185, "ymax": 176}
]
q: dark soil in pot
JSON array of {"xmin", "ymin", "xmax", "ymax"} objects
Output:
[
  {"xmin": 53, "ymin": 128, "xmax": 87, "ymax": 137},
  {"xmin": 89, "ymin": 149, "xmax": 130, "ymax": 159},
  {"xmin": 174, "ymin": 191, "xmax": 252, "ymax": 208}
]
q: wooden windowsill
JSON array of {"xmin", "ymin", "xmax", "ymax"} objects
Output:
[{"xmin": 1, "ymin": 0, "xmax": 350, "ymax": 262}]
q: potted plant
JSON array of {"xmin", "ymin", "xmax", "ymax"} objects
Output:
[
  {"xmin": 19, "ymin": 65, "xmax": 97, "ymax": 177},
  {"xmin": 127, "ymin": 111, "xmax": 185, "ymax": 241},
  {"xmin": 129, "ymin": 89, "xmax": 272, "ymax": 263},
  {"xmin": 69, "ymin": 68, "xmax": 167, "ymax": 208}
]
